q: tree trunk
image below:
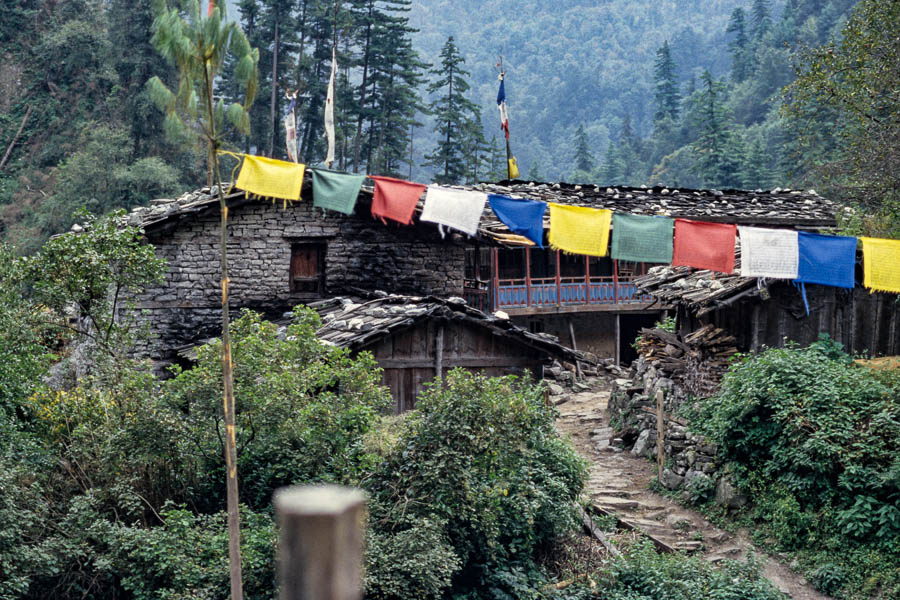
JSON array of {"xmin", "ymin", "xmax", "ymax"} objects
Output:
[
  {"xmin": 204, "ymin": 60, "xmax": 243, "ymax": 600},
  {"xmin": 445, "ymin": 65, "xmax": 453, "ymax": 181},
  {"xmin": 352, "ymin": 1, "xmax": 374, "ymax": 172},
  {"xmin": 267, "ymin": 18, "xmax": 280, "ymax": 158}
]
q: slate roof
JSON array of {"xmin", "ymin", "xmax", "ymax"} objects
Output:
[
  {"xmin": 308, "ymin": 293, "xmax": 590, "ymax": 363},
  {"xmin": 177, "ymin": 292, "xmax": 591, "ymax": 364},
  {"xmin": 125, "ymin": 179, "xmax": 843, "ymax": 243},
  {"xmin": 632, "ymin": 251, "xmax": 762, "ymax": 317}
]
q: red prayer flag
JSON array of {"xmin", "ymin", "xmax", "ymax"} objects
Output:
[
  {"xmin": 672, "ymin": 219, "xmax": 736, "ymax": 273},
  {"xmin": 370, "ymin": 176, "xmax": 426, "ymax": 225}
]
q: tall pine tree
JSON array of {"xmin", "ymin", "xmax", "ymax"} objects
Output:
[
  {"xmin": 423, "ymin": 36, "xmax": 479, "ymax": 184},
  {"xmin": 726, "ymin": 8, "xmax": 752, "ymax": 82},
  {"xmin": 653, "ymin": 41, "xmax": 680, "ymax": 124},
  {"xmin": 572, "ymin": 123, "xmax": 594, "ymax": 176}
]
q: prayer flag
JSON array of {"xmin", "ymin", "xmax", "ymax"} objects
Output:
[
  {"xmin": 488, "ymin": 194, "xmax": 546, "ymax": 247},
  {"xmin": 738, "ymin": 226, "xmax": 799, "ymax": 279},
  {"xmin": 548, "ymin": 204, "xmax": 611, "ymax": 257},
  {"xmin": 611, "ymin": 213, "xmax": 674, "ymax": 264},
  {"xmin": 421, "ymin": 185, "xmax": 488, "ymax": 237},
  {"xmin": 507, "ymin": 157, "xmax": 520, "ymax": 179},
  {"xmin": 284, "ymin": 95, "xmax": 298, "ymax": 162},
  {"xmin": 861, "ymin": 237, "xmax": 900, "ymax": 293},
  {"xmin": 672, "ymin": 219, "xmax": 736, "ymax": 273},
  {"xmin": 797, "ymin": 232, "xmax": 856, "ymax": 288},
  {"xmin": 370, "ymin": 176, "xmax": 425, "ymax": 225},
  {"xmin": 235, "ymin": 154, "xmax": 305, "ymax": 202},
  {"xmin": 497, "ymin": 74, "xmax": 509, "ymax": 140},
  {"xmin": 324, "ymin": 48, "xmax": 336, "ymax": 166},
  {"xmin": 311, "ymin": 169, "xmax": 365, "ymax": 215}
]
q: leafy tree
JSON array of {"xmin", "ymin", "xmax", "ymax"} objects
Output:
[
  {"xmin": 422, "ymin": 36, "xmax": 479, "ymax": 184},
  {"xmin": 573, "ymin": 123, "xmax": 594, "ymax": 174},
  {"xmin": 653, "ymin": 41, "xmax": 680, "ymax": 123},
  {"xmin": 19, "ymin": 211, "xmax": 166, "ymax": 359},
  {"xmin": 751, "ymin": 0, "xmax": 773, "ymax": 40},
  {"xmin": 690, "ymin": 71, "xmax": 742, "ymax": 188},
  {"xmin": 146, "ymin": 2, "xmax": 259, "ymax": 596},
  {"xmin": 784, "ymin": 0, "xmax": 900, "ymax": 236},
  {"xmin": 726, "ymin": 8, "xmax": 752, "ymax": 82}
]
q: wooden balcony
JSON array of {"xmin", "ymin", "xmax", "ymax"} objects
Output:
[{"xmin": 463, "ymin": 247, "xmax": 657, "ymax": 315}]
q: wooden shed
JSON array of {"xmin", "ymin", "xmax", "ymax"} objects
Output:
[
  {"xmin": 634, "ymin": 252, "xmax": 900, "ymax": 357},
  {"xmin": 311, "ymin": 294, "xmax": 588, "ymax": 413}
]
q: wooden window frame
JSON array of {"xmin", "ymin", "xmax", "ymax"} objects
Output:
[{"xmin": 289, "ymin": 242, "xmax": 326, "ymax": 295}]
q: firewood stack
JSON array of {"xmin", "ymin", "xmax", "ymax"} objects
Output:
[{"xmin": 634, "ymin": 324, "xmax": 738, "ymax": 398}]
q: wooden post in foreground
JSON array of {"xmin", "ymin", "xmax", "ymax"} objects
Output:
[
  {"xmin": 655, "ymin": 390, "xmax": 665, "ymax": 481},
  {"xmin": 274, "ymin": 485, "xmax": 367, "ymax": 600}
]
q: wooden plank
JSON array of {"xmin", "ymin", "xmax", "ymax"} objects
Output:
[
  {"xmin": 578, "ymin": 506, "xmax": 621, "ymax": 557},
  {"xmin": 656, "ymin": 390, "xmax": 664, "ymax": 481},
  {"xmin": 376, "ymin": 357, "xmax": 543, "ymax": 369}
]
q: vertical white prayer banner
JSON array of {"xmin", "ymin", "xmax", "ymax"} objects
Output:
[
  {"xmin": 324, "ymin": 47, "xmax": 336, "ymax": 166},
  {"xmin": 284, "ymin": 110, "xmax": 297, "ymax": 163},
  {"xmin": 420, "ymin": 185, "xmax": 488, "ymax": 236},
  {"xmin": 738, "ymin": 226, "xmax": 799, "ymax": 279}
]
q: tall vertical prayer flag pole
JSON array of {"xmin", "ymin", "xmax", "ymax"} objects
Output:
[
  {"xmin": 325, "ymin": 1, "xmax": 340, "ymax": 168},
  {"xmin": 497, "ymin": 57, "xmax": 519, "ymax": 180}
]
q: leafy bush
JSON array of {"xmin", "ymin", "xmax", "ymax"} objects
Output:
[
  {"xmin": 163, "ymin": 307, "xmax": 390, "ymax": 510},
  {"xmin": 364, "ymin": 370, "xmax": 587, "ymax": 599},
  {"xmin": 689, "ymin": 340, "xmax": 900, "ymax": 597},
  {"xmin": 597, "ymin": 540, "xmax": 785, "ymax": 600}
]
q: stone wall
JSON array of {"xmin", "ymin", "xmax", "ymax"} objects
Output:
[
  {"xmin": 135, "ymin": 200, "xmax": 466, "ymax": 362},
  {"xmin": 608, "ymin": 351, "xmax": 747, "ymax": 508}
]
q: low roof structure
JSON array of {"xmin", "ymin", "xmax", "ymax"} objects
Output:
[{"xmin": 307, "ymin": 293, "xmax": 590, "ymax": 364}]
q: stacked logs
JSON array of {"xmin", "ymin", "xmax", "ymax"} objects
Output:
[{"xmin": 634, "ymin": 324, "xmax": 738, "ymax": 398}]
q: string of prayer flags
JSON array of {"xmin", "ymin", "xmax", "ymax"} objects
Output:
[
  {"xmin": 738, "ymin": 226, "xmax": 798, "ymax": 279},
  {"xmin": 548, "ymin": 203, "xmax": 611, "ymax": 257},
  {"xmin": 235, "ymin": 154, "xmax": 305, "ymax": 202},
  {"xmin": 797, "ymin": 232, "xmax": 856, "ymax": 288},
  {"xmin": 672, "ymin": 219, "xmax": 736, "ymax": 273},
  {"xmin": 369, "ymin": 176, "xmax": 425, "ymax": 225},
  {"xmin": 861, "ymin": 237, "xmax": 900, "ymax": 293},
  {"xmin": 488, "ymin": 194, "xmax": 546, "ymax": 247},
  {"xmin": 421, "ymin": 185, "xmax": 488, "ymax": 237},
  {"xmin": 611, "ymin": 213, "xmax": 674, "ymax": 264},
  {"xmin": 311, "ymin": 169, "xmax": 365, "ymax": 215}
]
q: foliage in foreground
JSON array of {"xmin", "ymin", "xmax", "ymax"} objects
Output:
[
  {"xmin": 364, "ymin": 371, "xmax": 587, "ymax": 599},
  {"xmin": 687, "ymin": 338, "xmax": 900, "ymax": 599}
]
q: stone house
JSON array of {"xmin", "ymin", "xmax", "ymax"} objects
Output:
[{"xmin": 127, "ymin": 178, "xmax": 842, "ymax": 370}]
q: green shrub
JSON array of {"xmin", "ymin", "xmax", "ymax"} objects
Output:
[
  {"xmin": 365, "ymin": 370, "xmax": 587, "ymax": 599},
  {"xmin": 689, "ymin": 340, "xmax": 900, "ymax": 597},
  {"xmin": 163, "ymin": 307, "xmax": 391, "ymax": 510}
]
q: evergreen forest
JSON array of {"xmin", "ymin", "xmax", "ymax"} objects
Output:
[{"xmin": 4, "ymin": 0, "xmax": 894, "ymax": 250}]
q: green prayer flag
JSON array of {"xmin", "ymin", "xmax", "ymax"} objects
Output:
[
  {"xmin": 311, "ymin": 168, "xmax": 365, "ymax": 215},
  {"xmin": 611, "ymin": 212, "xmax": 674, "ymax": 263}
]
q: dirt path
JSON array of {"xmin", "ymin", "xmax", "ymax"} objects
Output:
[{"xmin": 556, "ymin": 383, "xmax": 831, "ymax": 600}]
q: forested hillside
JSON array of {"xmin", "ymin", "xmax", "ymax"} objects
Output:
[{"xmin": 0, "ymin": 0, "xmax": 865, "ymax": 251}]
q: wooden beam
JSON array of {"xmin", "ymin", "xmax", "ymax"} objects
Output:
[
  {"xmin": 434, "ymin": 324, "xmax": 444, "ymax": 381},
  {"xmin": 376, "ymin": 357, "xmax": 542, "ymax": 369},
  {"xmin": 274, "ymin": 485, "xmax": 366, "ymax": 600},
  {"xmin": 656, "ymin": 390, "xmax": 665, "ymax": 481}
]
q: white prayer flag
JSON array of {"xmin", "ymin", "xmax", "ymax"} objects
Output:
[
  {"xmin": 284, "ymin": 110, "xmax": 297, "ymax": 163},
  {"xmin": 421, "ymin": 185, "xmax": 488, "ymax": 237},
  {"xmin": 324, "ymin": 47, "xmax": 336, "ymax": 166},
  {"xmin": 739, "ymin": 226, "xmax": 799, "ymax": 279}
]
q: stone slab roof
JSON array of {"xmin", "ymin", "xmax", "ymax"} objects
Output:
[
  {"xmin": 176, "ymin": 292, "xmax": 591, "ymax": 365},
  {"xmin": 126, "ymin": 179, "xmax": 842, "ymax": 244},
  {"xmin": 308, "ymin": 293, "xmax": 591, "ymax": 364}
]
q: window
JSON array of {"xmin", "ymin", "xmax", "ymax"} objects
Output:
[{"xmin": 290, "ymin": 243, "xmax": 325, "ymax": 294}]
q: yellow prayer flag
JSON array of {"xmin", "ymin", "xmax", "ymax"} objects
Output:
[
  {"xmin": 508, "ymin": 157, "xmax": 520, "ymax": 179},
  {"xmin": 861, "ymin": 237, "xmax": 900, "ymax": 293},
  {"xmin": 548, "ymin": 203, "xmax": 611, "ymax": 257},
  {"xmin": 235, "ymin": 154, "xmax": 305, "ymax": 201}
]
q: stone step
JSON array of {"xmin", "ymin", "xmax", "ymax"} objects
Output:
[
  {"xmin": 593, "ymin": 496, "xmax": 640, "ymax": 510},
  {"xmin": 673, "ymin": 540, "xmax": 704, "ymax": 553},
  {"xmin": 590, "ymin": 489, "xmax": 641, "ymax": 498}
]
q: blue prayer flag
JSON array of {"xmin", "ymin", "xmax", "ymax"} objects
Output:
[
  {"xmin": 488, "ymin": 194, "xmax": 546, "ymax": 247},
  {"xmin": 796, "ymin": 232, "xmax": 857, "ymax": 288}
]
